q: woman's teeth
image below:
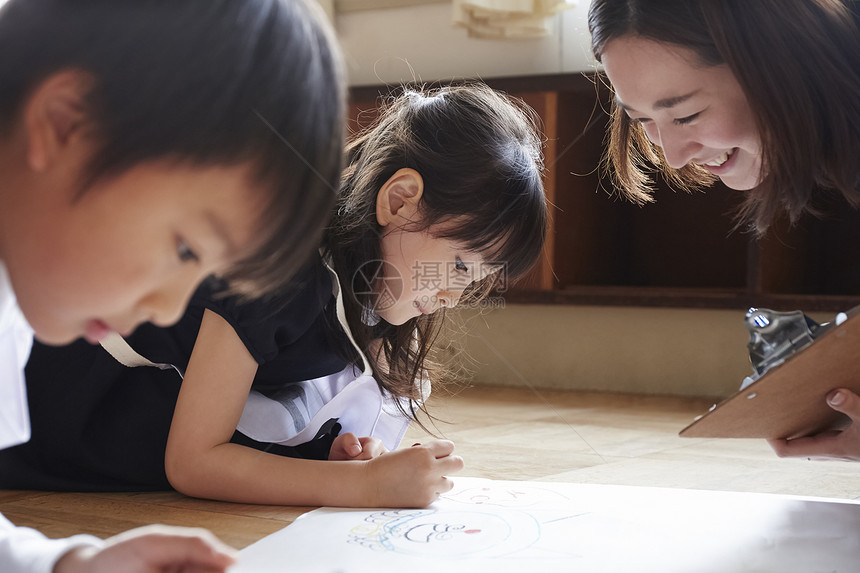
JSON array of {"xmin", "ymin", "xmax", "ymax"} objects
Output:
[{"xmin": 704, "ymin": 151, "xmax": 731, "ymax": 167}]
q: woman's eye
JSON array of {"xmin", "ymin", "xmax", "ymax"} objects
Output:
[
  {"xmin": 176, "ymin": 238, "xmax": 199, "ymax": 263},
  {"xmin": 454, "ymin": 257, "xmax": 468, "ymax": 272},
  {"xmin": 674, "ymin": 112, "xmax": 701, "ymax": 126}
]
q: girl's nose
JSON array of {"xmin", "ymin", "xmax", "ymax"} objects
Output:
[{"xmin": 437, "ymin": 289, "xmax": 463, "ymax": 309}]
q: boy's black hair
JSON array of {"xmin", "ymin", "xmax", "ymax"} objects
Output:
[{"xmin": 0, "ymin": 0, "xmax": 346, "ymax": 295}]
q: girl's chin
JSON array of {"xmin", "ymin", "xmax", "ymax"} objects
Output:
[
  {"xmin": 375, "ymin": 310, "xmax": 407, "ymax": 326},
  {"xmin": 378, "ymin": 308, "xmax": 428, "ymax": 326}
]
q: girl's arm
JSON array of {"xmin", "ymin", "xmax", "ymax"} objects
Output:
[{"xmin": 164, "ymin": 309, "xmax": 463, "ymax": 507}]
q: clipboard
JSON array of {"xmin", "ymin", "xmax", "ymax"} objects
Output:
[{"xmin": 680, "ymin": 306, "xmax": 860, "ymax": 440}]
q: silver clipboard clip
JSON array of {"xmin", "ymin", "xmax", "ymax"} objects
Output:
[{"xmin": 740, "ymin": 307, "xmax": 845, "ymax": 390}]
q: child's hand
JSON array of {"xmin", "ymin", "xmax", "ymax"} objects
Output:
[
  {"xmin": 53, "ymin": 524, "xmax": 237, "ymax": 573},
  {"xmin": 329, "ymin": 433, "xmax": 388, "ymax": 461},
  {"xmin": 768, "ymin": 388, "xmax": 860, "ymax": 462},
  {"xmin": 363, "ymin": 439, "xmax": 464, "ymax": 508}
]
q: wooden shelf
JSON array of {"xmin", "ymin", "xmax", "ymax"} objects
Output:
[{"xmin": 348, "ymin": 74, "xmax": 860, "ymax": 313}]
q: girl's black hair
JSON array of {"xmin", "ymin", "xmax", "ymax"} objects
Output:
[
  {"xmin": 326, "ymin": 83, "xmax": 547, "ymax": 420},
  {"xmin": 0, "ymin": 0, "xmax": 346, "ymax": 294}
]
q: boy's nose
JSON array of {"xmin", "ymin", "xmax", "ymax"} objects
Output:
[{"xmin": 140, "ymin": 279, "xmax": 199, "ymax": 328}]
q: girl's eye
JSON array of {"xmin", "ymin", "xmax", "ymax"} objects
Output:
[
  {"xmin": 176, "ymin": 238, "xmax": 199, "ymax": 263},
  {"xmin": 673, "ymin": 112, "xmax": 701, "ymax": 126},
  {"xmin": 454, "ymin": 257, "xmax": 468, "ymax": 272}
]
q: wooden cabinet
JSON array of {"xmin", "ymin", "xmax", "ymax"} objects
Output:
[{"xmin": 349, "ymin": 74, "xmax": 860, "ymax": 312}]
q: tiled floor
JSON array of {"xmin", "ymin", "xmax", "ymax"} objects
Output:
[{"xmin": 1, "ymin": 385, "xmax": 857, "ymax": 549}]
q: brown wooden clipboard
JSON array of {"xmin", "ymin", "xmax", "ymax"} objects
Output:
[{"xmin": 679, "ymin": 306, "xmax": 860, "ymax": 440}]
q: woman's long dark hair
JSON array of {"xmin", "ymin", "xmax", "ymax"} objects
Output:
[
  {"xmin": 589, "ymin": 0, "xmax": 860, "ymax": 234},
  {"xmin": 325, "ymin": 83, "xmax": 547, "ymax": 418}
]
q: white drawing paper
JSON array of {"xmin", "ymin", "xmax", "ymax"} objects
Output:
[{"xmin": 232, "ymin": 476, "xmax": 860, "ymax": 573}]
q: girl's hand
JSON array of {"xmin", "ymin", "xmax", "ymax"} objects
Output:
[
  {"xmin": 363, "ymin": 439, "xmax": 464, "ymax": 508},
  {"xmin": 54, "ymin": 525, "xmax": 237, "ymax": 573},
  {"xmin": 768, "ymin": 389, "xmax": 860, "ymax": 462},
  {"xmin": 329, "ymin": 433, "xmax": 388, "ymax": 461}
]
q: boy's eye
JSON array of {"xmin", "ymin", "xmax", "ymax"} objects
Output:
[
  {"xmin": 176, "ymin": 238, "xmax": 199, "ymax": 263},
  {"xmin": 454, "ymin": 257, "xmax": 468, "ymax": 272},
  {"xmin": 673, "ymin": 112, "xmax": 701, "ymax": 126}
]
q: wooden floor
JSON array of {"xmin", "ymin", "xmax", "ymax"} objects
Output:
[{"xmin": 1, "ymin": 385, "xmax": 857, "ymax": 550}]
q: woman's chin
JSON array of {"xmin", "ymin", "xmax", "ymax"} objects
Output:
[
  {"xmin": 717, "ymin": 153, "xmax": 762, "ymax": 190},
  {"xmin": 719, "ymin": 175, "xmax": 760, "ymax": 191}
]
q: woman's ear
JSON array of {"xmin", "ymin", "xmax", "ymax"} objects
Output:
[
  {"xmin": 376, "ymin": 168, "xmax": 424, "ymax": 227},
  {"xmin": 24, "ymin": 70, "xmax": 93, "ymax": 172}
]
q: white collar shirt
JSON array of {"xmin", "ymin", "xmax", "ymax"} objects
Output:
[
  {"xmin": 0, "ymin": 260, "xmax": 32, "ymax": 450},
  {"xmin": 0, "ymin": 260, "xmax": 102, "ymax": 572}
]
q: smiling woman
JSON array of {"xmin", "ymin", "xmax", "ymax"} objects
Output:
[
  {"xmin": 587, "ymin": 0, "xmax": 860, "ymax": 464},
  {"xmin": 588, "ymin": 0, "xmax": 860, "ymax": 234},
  {"xmin": 601, "ymin": 35, "xmax": 761, "ymax": 191}
]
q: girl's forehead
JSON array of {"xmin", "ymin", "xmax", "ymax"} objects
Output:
[{"xmin": 423, "ymin": 217, "xmax": 514, "ymax": 270}]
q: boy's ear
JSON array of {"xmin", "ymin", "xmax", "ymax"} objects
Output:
[
  {"xmin": 24, "ymin": 70, "xmax": 93, "ymax": 172},
  {"xmin": 376, "ymin": 168, "xmax": 424, "ymax": 227}
]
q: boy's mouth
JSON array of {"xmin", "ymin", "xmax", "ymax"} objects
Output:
[{"xmin": 84, "ymin": 319, "xmax": 113, "ymax": 344}]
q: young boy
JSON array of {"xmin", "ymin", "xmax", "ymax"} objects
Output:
[{"xmin": 0, "ymin": 0, "xmax": 345, "ymax": 570}]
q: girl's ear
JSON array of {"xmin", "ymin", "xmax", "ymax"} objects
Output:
[
  {"xmin": 376, "ymin": 168, "xmax": 424, "ymax": 227},
  {"xmin": 24, "ymin": 70, "xmax": 93, "ymax": 172}
]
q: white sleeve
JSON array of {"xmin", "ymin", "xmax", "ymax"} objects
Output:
[{"xmin": 0, "ymin": 513, "xmax": 104, "ymax": 573}]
